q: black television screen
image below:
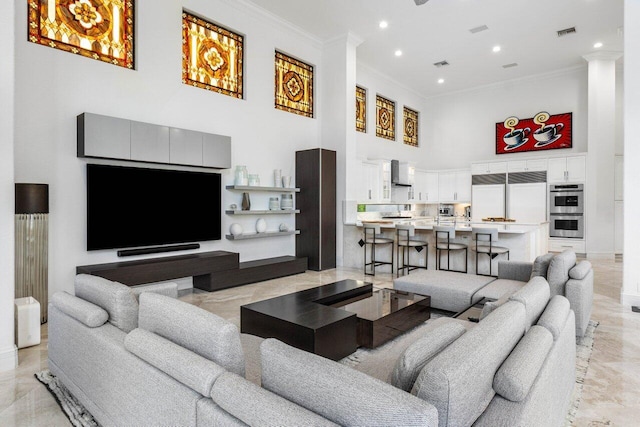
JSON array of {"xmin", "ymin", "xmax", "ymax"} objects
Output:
[{"xmin": 87, "ymin": 164, "xmax": 221, "ymax": 250}]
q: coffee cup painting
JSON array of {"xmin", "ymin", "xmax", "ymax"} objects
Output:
[{"xmin": 496, "ymin": 111, "xmax": 572, "ymax": 154}]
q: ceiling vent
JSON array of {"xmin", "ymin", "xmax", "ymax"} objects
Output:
[
  {"xmin": 469, "ymin": 25, "xmax": 489, "ymax": 34},
  {"xmin": 433, "ymin": 60, "xmax": 450, "ymax": 68},
  {"xmin": 557, "ymin": 27, "xmax": 576, "ymax": 37},
  {"xmin": 502, "ymin": 63, "xmax": 518, "ymax": 69}
]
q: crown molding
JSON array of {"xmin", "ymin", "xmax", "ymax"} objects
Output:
[
  {"xmin": 583, "ymin": 51, "xmax": 624, "ymax": 62},
  {"xmin": 357, "ymin": 61, "xmax": 429, "ymax": 101}
]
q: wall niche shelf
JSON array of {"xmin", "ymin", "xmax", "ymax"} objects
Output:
[
  {"xmin": 225, "ymin": 230, "xmax": 300, "ymax": 240},
  {"xmin": 226, "ymin": 185, "xmax": 300, "ymax": 193},
  {"xmin": 226, "ymin": 209, "xmax": 299, "ymax": 215}
]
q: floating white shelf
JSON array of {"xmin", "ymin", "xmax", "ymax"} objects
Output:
[
  {"xmin": 225, "ymin": 230, "xmax": 300, "ymax": 240},
  {"xmin": 225, "ymin": 209, "xmax": 299, "ymax": 215},
  {"xmin": 226, "ymin": 185, "xmax": 300, "ymax": 193}
]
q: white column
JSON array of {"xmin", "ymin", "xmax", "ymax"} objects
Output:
[
  {"xmin": 583, "ymin": 52, "xmax": 622, "ymax": 259},
  {"xmin": 320, "ymin": 33, "xmax": 363, "ymax": 266},
  {"xmin": 0, "ymin": 0, "xmax": 16, "ymax": 371},
  {"xmin": 622, "ymin": 0, "xmax": 640, "ymax": 307}
]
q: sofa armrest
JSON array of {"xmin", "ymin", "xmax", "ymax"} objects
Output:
[
  {"xmin": 498, "ymin": 261, "xmax": 533, "ymax": 282},
  {"xmin": 565, "ymin": 269, "xmax": 593, "ymax": 337},
  {"xmin": 131, "ymin": 282, "xmax": 179, "ymax": 300},
  {"xmin": 50, "ymin": 292, "xmax": 108, "ymax": 328}
]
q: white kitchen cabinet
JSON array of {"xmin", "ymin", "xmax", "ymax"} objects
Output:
[
  {"xmin": 507, "ymin": 159, "xmax": 548, "ymax": 173},
  {"xmin": 439, "ymin": 170, "xmax": 471, "ymax": 203},
  {"xmin": 169, "ymin": 128, "xmax": 203, "ymax": 166},
  {"xmin": 360, "ymin": 160, "xmax": 391, "ymax": 202},
  {"xmin": 507, "ymin": 183, "xmax": 547, "ymax": 223},
  {"xmin": 414, "ymin": 171, "xmax": 439, "ymax": 203},
  {"xmin": 548, "ymin": 239, "xmax": 586, "ymax": 253},
  {"xmin": 615, "ymin": 155, "xmax": 623, "ymax": 201},
  {"xmin": 548, "ymin": 156, "xmax": 586, "ymax": 183},
  {"xmin": 471, "ymin": 161, "xmax": 507, "ymax": 175},
  {"xmin": 130, "ymin": 121, "xmax": 170, "ymax": 163}
]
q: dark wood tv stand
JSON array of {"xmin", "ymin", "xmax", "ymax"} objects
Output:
[{"xmin": 76, "ymin": 251, "xmax": 307, "ymax": 291}]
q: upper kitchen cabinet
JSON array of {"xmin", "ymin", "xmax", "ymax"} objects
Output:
[
  {"xmin": 359, "ymin": 160, "xmax": 391, "ymax": 203},
  {"xmin": 414, "ymin": 170, "xmax": 439, "ymax": 203},
  {"xmin": 77, "ymin": 113, "xmax": 231, "ymax": 169},
  {"xmin": 471, "ymin": 161, "xmax": 507, "ymax": 175},
  {"xmin": 548, "ymin": 156, "xmax": 586, "ymax": 183},
  {"xmin": 507, "ymin": 159, "xmax": 548, "ymax": 173},
  {"xmin": 439, "ymin": 170, "xmax": 471, "ymax": 203}
]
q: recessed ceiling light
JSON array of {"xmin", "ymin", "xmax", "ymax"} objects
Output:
[
  {"xmin": 379, "ymin": 21, "xmax": 388, "ymax": 29},
  {"xmin": 395, "ymin": 50, "xmax": 403, "ymax": 57},
  {"xmin": 593, "ymin": 42, "xmax": 603, "ymax": 48},
  {"xmin": 492, "ymin": 45, "xmax": 501, "ymax": 53},
  {"xmin": 438, "ymin": 78, "xmax": 444, "ymax": 84}
]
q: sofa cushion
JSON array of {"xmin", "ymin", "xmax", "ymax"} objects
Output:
[
  {"xmin": 138, "ymin": 293, "xmax": 245, "ymax": 377},
  {"xmin": 537, "ymin": 295, "xmax": 571, "ymax": 340},
  {"xmin": 131, "ymin": 282, "xmax": 179, "ymax": 300},
  {"xmin": 475, "ymin": 279, "xmax": 525, "ymax": 301},
  {"xmin": 547, "ymin": 250, "xmax": 577, "ymax": 297},
  {"xmin": 125, "ymin": 328, "xmax": 225, "ymax": 397},
  {"xmin": 390, "ymin": 322, "xmax": 466, "ymax": 392},
  {"xmin": 411, "ymin": 301, "xmax": 526, "ymax": 427},
  {"xmin": 260, "ymin": 338, "xmax": 438, "ymax": 427},
  {"xmin": 394, "ymin": 270, "xmax": 495, "ymax": 312},
  {"xmin": 211, "ymin": 372, "xmax": 338, "ymax": 427},
  {"xmin": 75, "ymin": 274, "xmax": 139, "ymax": 333},
  {"xmin": 569, "ymin": 260, "xmax": 592, "ymax": 280},
  {"xmin": 493, "ymin": 325, "xmax": 554, "ymax": 402},
  {"xmin": 508, "ymin": 277, "xmax": 550, "ymax": 331},
  {"xmin": 50, "ymin": 291, "xmax": 109, "ymax": 328},
  {"xmin": 196, "ymin": 399, "xmax": 247, "ymax": 427},
  {"xmin": 530, "ymin": 253, "xmax": 554, "ymax": 279}
]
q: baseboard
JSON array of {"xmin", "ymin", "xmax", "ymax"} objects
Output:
[
  {"xmin": 621, "ymin": 292, "xmax": 640, "ymax": 308},
  {"xmin": 586, "ymin": 252, "xmax": 615, "ymax": 260},
  {"xmin": 0, "ymin": 345, "xmax": 17, "ymax": 372}
]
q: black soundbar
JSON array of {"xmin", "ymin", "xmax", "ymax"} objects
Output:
[{"xmin": 117, "ymin": 243, "xmax": 200, "ymax": 257}]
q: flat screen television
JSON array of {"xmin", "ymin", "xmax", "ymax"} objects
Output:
[{"xmin": 86, "ymin": 164, "xmax": 221, "ymax": 250}]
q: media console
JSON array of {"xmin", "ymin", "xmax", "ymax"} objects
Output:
[{"xmin": 76, "ymin": 251, "xmax": 308, "ymax": 292}]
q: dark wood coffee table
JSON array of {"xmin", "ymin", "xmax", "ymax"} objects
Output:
[{"xmin": 241, "ymin": 279, "xmax": 431, "ymax": 360}]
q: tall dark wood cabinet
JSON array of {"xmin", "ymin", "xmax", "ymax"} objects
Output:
[{"xmin": 296, "ymin": 149, "xmax": 336, "ymax": 271}]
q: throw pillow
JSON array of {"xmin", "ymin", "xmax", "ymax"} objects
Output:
[
  {"xmin": 530, "ymin": 253, "xmax": 554, "ymax": 279},
  {"xmin": 390, "ymin": 321, "xmax": 466, "ymax": 392}
]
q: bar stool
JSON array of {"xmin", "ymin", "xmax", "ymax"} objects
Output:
[
  {"xmin": 434, "ymin": 225, "xmax": 468, "ymax": 273},
  {"xmin": 396, "ymin": 224, "xmax": 428, "ymax": 277},
  {"xmin": 362, "ymin": 224, "xmax": 394, "ymax": 276},
  {"xmin": 472, "ymin": 227, "xmax": 510, "ymax": 277}
]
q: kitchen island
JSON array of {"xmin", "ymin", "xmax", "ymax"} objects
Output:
[{"xmin": 343, "ymin": 219, "xmax": 549, "ymax": 274}]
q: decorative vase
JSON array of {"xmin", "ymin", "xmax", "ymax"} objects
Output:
[
  {"xmin": 256, "ymin": 218, "xmax": 267, "ymax": 233},
  {"xmin": 229, "ymin": 223, "xmax": 243, "ymax": 236},
  {"xmin": 274, "ymin": 169, "xmax": 282, "ymax": 187},
  {"xmin": 269, "ymin": 197, "xmax": 280, "ymax": 210},
  {"xmin": 279, "ymin": 223, "xmax": 289, "ymax": 232},
  {"xmin": 281, "ymin": 194, "xmax": 293, "ymax": 210},
  {"xmin": 241, "ymin": 192, "xmax": 251, "ymax": 210},
  {"xmin": 248, "ymin": 174, "xmax": 260, "ymax": 186},
  {"xmin": 234, "ymin": 166, "xmax": 248, "ymax": 186}
]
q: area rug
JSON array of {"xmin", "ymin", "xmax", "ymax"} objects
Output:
[{"xmin": 35, "ymin": 320, "xmax": 599, "ymax": 427}]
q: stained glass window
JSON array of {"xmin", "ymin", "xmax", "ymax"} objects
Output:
[
  {"xmin": 356, "ymin": 86, "xmax": 367, "ymax": 133},
  {"xmin": 28, "ymin": 0, "xmax": 134, "ymax": 69},
  {"xmin": 376, "ymin": 95, "xmax": 395, "ymax": 141},
  {"xmin": 182, "ymin": 12, "xmax": 244, "ymax": 99},
  {"xmin": 275, "ymin": 51, "xmax": 314, "ymax": 118},
  {"xmin": 403, "ymin": 107, "xmax": 419, "ymax": 147}
]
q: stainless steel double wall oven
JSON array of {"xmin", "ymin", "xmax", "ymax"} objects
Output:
[{"xmin": 549, "ymin": 184, "xmax": 584, "ymax": 238}]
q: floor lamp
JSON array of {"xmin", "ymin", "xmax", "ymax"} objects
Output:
[{"xmin": 15, "ymin": 183, "xmax": 49, "ymax": 324}]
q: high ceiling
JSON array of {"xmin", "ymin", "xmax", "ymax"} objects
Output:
[{"xmin": 246, "ymin": 0, "xmax": 624, "ymax": 97}]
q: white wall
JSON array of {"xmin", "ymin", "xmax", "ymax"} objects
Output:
[
  {"xmin": 0, "ymin": 0, "xmax": 16, "ymax": 371},
  {"xmin": 622, "ymin": 0, "xmax": 640, "ymax": 307},
  {"xmin": 13, "ymin": 0, "xmax": 323, "ymax": 295},
  {"xmin": 422, "ymin": 67, "xmax": 589, "ymax": 169}
]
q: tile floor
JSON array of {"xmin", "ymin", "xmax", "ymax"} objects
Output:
[{"xmin": 1, "ymin": 259, "xmax": 638, "ymax": 426}]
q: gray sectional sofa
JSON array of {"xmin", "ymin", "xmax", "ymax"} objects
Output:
[{"xmin": 394, "ymin": 250, "xmax": 593, "ymax": 336}]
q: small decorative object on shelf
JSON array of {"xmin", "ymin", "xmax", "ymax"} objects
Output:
[
  {"xmin": 248, "ymin": 174, "xmax": 260, "ymax": 186},
  {"xmin": 229, "ymin": 223, "xmax": 243, "ymax": 236},
  {"xmin": 229, "ymin": 204, "xmax": 237, "ymax": 210},
  {"xmin": 269, "ymin": 197, "xmax": 280, "ymax": 211},
  {"xmin": 235, "ymin": 166, "xmax": 248, "ymax": 186},
  {"xmin": 282, "ymin": 176, "xmax": 292, "ymax": 188},
  {"xmin": 256, "ymin": 218, "xmax": 267, "ymax": 233},
  {"xmin": 279, "ymin": 223, "xmax": 289, "ymax": 232},
  {"xmin": 274, "ymin": 169, "xmax": 282, "ymax": 187},
  {"xmin": 241, "ymin": 193, "xmax": 251, "ymax": 210},
  {"xmin": 281, "ymin": 194, "xmax": 293, "ymax": 210}
]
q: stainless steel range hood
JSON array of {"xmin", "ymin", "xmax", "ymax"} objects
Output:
[{"xmin": 391, "ymin": 160, "xmax": 412, "ymax": 187}]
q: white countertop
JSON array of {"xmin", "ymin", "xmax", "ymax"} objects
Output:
[{"xmin": 348, "ymin": 219, "xmax": 548, "ymax": 234}]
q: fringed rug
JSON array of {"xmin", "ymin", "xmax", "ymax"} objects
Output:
[
  {"xmin": 566, "ymin": 319, "xmax": 600, "ymax": 426},
  {"xmin": 35, "ymin": 370, "xmax": 99, "ymax": 427}
]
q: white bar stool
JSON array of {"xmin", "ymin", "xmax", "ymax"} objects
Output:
[
  {"xmin": 434, "ymin": 225, "xmax": 468, "ymax": 273},
  {"xmin": 362, "ymin": 224, "xmax": 394, "ymax": 276},
  {"xmin": 396, "ymin": 224, "xmax": 428, "ymax": 277},
  {"xmin": 472, "ymin": 227, "xmax": 510, "ymax": 277}
]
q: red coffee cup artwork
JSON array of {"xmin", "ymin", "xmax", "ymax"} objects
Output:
[{"xmin": 496, "ymin": 111, "xmax": 572, "ymax": 154}]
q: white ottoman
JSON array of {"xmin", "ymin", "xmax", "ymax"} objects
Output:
[{"xmin": 15, "ymin": 297, "xmax": 41, "ymax": 348}]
